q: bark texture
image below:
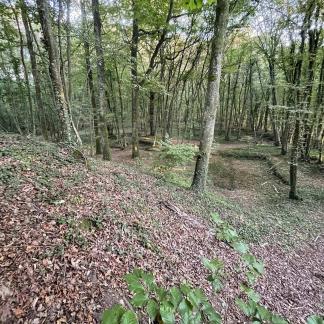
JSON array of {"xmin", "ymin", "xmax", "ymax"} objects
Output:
[
  {"xmin": 191, "ymin": 0, "xmax": 229, "ymax": 192},
  {"xmin": 92, "ymin": 0, "xmax": 111, "ymax": 160},
  {"xmin": 36, "ymin": 0, "xmax": 72, "ymax": 142}
]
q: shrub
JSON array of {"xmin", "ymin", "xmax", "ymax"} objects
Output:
[{"xmin": 156, "ymin": 143, "xmax": 197, "ymax": 171}]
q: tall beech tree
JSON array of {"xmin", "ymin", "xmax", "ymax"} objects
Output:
[{"xmin": 191, "ymin": 0, "xmax": 230, "ymax": 192}]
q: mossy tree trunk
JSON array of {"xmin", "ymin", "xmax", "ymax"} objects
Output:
[
  {"xmin": 36, "ymin": 0, "xmax": 72, "ymax": 143},
  {"xmin": 20, "ymin": 0, "xmax": 48, "ymax": 139},
  {"xmin": 191, "ymin": 0, "xmax": 229, "ymax": 192}
]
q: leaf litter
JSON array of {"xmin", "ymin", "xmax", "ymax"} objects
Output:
[{"xmin": 0, "ymin": 134, "xmax": 323, "ymax": 323}]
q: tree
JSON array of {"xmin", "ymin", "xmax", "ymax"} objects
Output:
[
  {"xmin": 19, "ymin": 0, "xmax": 48, "ymax": 139},
  {"xmin": 191, "ymin": 0, "xmax": 230, "ymax": 192},
  {"xmin": 92, "ymin": 0, "xmax": 112, "ymax": 160},
  {"xmin": 36, "ymin": 0, "xmax": 72, "ymax": 143},
  {"xmin": 81, "ymin": 0, "xmax": 101, "ymax": 155},
  {"xmin": 130, "ymin": 0, "xmax": 140, "ymax": 158}
]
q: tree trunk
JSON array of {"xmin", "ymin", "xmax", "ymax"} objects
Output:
[
  {"xmin": 92, "ymin": 0, "xmax": 111, "ymax": 160},
  {"xmin": 20, "ymin": 0, "xmax": 49, "ymax": 138},
  {"xmin": 66, "ymin": 0, "xmax": 72, "ymax": 103},
  {"xmin": 36, "ymin": 0, "xmax": 72, "ymax": 143},
  {"xmin": 131, "ymin": 0, "xmax": 140, "ymax": 158},
  {"xmin": 81, "ymin": 0, "xmax": 101, "ymax": 154},
  {"xmin": 149, "ymin": 91, "xmax": 156, "ymax": 136},
  {"xmin": 289, "ymin": 117, "xmax": 301, "ymax": 199},
  {"xmin": 191, "ymin": 0, "xmax": 229, "ymax": 192},
  {"xmin": 13, "ymin": 6, "xmax": 35, "ymax": 135}
]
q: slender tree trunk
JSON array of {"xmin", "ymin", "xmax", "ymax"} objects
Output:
[
  {"xmin": 149, "ymin": 91, "xmax": 156, "ymax": 136},
  {"xmin": 13, "ymin": 7, "xmax": 35, "ymax": 135},
  {"xmin": 191, "ymin": 0, "xmax": 229, "ymax": 192},
  {"xmin": 36, "ymin": 0, "xmax": 72, "ymax": 143},
  {"xmin": 92, "ymin": 0, "xmax": 111, "ymax": 160},
  {"xmin": 58, "ymin": 0, "xmax": 68, "ymax": 100},
  {"xmin": 81, "ymin": 0, "xmax": 101, "ymax": 154},
  {"xmin": 66, "ymin": 0, "xmax": 72, "ymax": 102},
  {"xmin": 289, "ymin": 116, "xmax": 301, "ymax": 199},
  {"xmin": 115, "ymin": 64, "xmax": 127, "ymax": 147},
  {"xmin": 21, "ymin": 6, "xmax": 49, "ymax": 139},
  {"xmin": 131, "ymin": 0, "xmax": 140, "ymax": 158},
  {"xmin": 20, "ymin": 0, "xmax": 47, "ymax": 137},
  {"xmin": 268, "ymin": 61, "xmax": 281, "ymax": 146}
]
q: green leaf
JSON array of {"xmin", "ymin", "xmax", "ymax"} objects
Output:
[
  {"xmin": 211, "ymin": 278, "xmax": 223, "ymax": 292},
  {"xmin": 206, "ymin": 274, "xmax": 214, "ymax": 282},
  {"xmin": 202, "ymin": 258, "xmax": 224, "ymax": 273},
  {"xmin": 142, "ymin": 272, "xmax": 155, "ymax": 289},
  {"xmin": 156, "ymin": 287, "xmax": 168, "ymax": 300},
  {"xmin": 210, "ymin": 212, "xmax": 224, "ymax": 225},
  {"xmin": 253, "ymin": 260, "xmax": 264, "ymax": 275},
  {"xmin": 131, "ymin": 292, "xmax": 149, "ymax": 307},
  {"xmin": 240, "ymin": 285, "xmax": 260, "ymax": 303},
  {"xmin": 102, "ymin": 304, "xmax": 126, "ymax": 324},
  {"xmin": 242, "ymin": 253, "xmax": 255, "ymax": 265},
  {"xmin": 306, "ymin": 315, "xmax": 324, "ymax": 324},
  {"xmin": 132, "ymin": 269, "xmax": 144, "ymax": 278},
  {"xmin": 271, "ymin": 314, "xmax": 289, "ymax": 324},
  {"xmin": 180, "ymin": 311, "xmax": 191, "ymax": 324},
  {"xmin": 146, "ymin": 300, "xmax": 159, "ymax": 320},
  {"xmin": 255, "ymin": 304, "xmax": 271, "ymax": 321},
  {"xmin": 178, "ymin": 299, "xmax": 192, "ymax": 317},
  {"xmin": 232, "ymin": 241, "xmax": 249, "ymax": 254},
  {"xmin": 127, "ymin": 281, "xmax": 145, "ymax": 294},
  {"xmin": 235, "ymin": 298, "xmax": 254, "ymax": 317},
  {"xmin": 201, "ymin": 301, "xmax": 221, "ymax": 324},
  {"xmin": 246, "ymin": 269, "xmax": 259, "ymax": 285},
  {"xmin": 170, "ymin": 287, "xmax": 182, "ymax": 308},
  {"xmin": 160, "ymin": 301, "xmax": 176, "ymax": 324},
  {"xmin": 187, "ymin": 289, "xmax": 204, "ymax": 309},
  {"xmin": 190, "ymin": 311, "xmax": 202, "ymax": 323},
  {"xmin": 120, "ymin": 310, "xmax": 139, "ymax": 324},
  {"xmin": 180, "ymin": 283, "xmax": 192, "ymax": 296}
]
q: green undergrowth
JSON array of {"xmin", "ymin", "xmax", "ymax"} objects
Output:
[
  {"xmin": 101, "ymin": 212, "xmax": 323, "ymax": 323},
  {"xmin": 0, "ymin": 135, "xmax": 87, "ymax": 199},
  {"xmin": 218, "ymin": 144, "xmax": 281, "ymax": 159}
]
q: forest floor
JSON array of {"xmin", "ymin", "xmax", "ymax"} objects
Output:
[{"xmin": 0, "ymin": 134, "xmax": 323, "ymax": 323}]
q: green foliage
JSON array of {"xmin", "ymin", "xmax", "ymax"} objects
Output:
[
  {"xmin": 103, "ymin": 212, "xmax": 321, "ymax": 323},
  {"xmin": 210, "ymin": 213, "xmax": 288, "ymax": 323},
  {"xmin": 202, "ymin": 258, "xmax": 224, "ymax": 292},
  {"xmin": 102, "ymin": 304, "xmax": 138, "ymax": 324},
  {"xmin": 211, "ymin": 212, "xmax": 264, "ymax": 284},
  {"xmin": 307, "ymin": 315, "xmax": 324, "ymax": 324},
  {"xmin": 103, "ymin": 269, "xmax": 221, "ymax": 324},
  {"xmin": 156, "ymin": 143, "xmax": 197, "ymax": 171},
  {"xmin": 182, "ymin": 0, "xmax": 215, "ymax": 10},
  {"xmin": 236, "ymin": 298, "xmax": 288, "ymax": 323}
]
